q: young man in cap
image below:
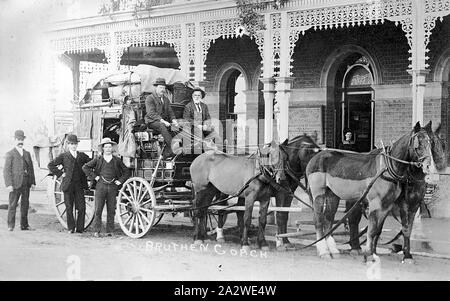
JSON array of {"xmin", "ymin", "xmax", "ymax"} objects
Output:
[
  {"xmin": 144, "ymin": 77, "xmax": 179, "ymax": 159},
  {"xmin": 48, "ymin": 134, "xmax": 91, "ymax": 233},
  {"xmin": 82, "ymin": 138, "xmax": 130, "ymax": 237},
  {"xmin": 183, "ymin": 87, "xmax": 219, "ymax": 152},
  {"xmin": 3, "ymin": 130, "xmax": 36, "ymax": 231}
]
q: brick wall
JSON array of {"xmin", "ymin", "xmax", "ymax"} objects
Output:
[{"xmin": 291, "ymin": 21, "xmax": 411, "ymax": 89}]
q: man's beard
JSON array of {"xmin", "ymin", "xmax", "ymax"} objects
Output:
[{"xmin": 17, "ymin": 143, "xmax": 24, "ymax": 147}]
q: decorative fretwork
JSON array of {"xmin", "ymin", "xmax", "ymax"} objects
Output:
[
  {"xmin": 271, "ymin": 13, "xmax": 281, "ymax": 29},
  {"xmin": 272, "ymin": 30, "xmax": 281, "ymax": 77},
  {"xmin": 425, "ymin": 0, "xmax": 450, "ymax": 14},
  {"xmin": 115, "ymin": 24, "xmax": 182, "ymax": 46},
  {"xmin": 51, "ymin": 32, "xmax": 111, "ymax": 54},
  {"xmin": 288, "ymin": 0, "xmax": 413, "ymax": 30}
]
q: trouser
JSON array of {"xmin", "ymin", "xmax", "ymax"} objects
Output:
[
  {"xmin": 63, "ymin": 183, "xmax": 86, "ymax": 232},
  {"xmin": 148, "ymin": 121, "xmax": 174, "ymax": 157},
  {"xmin": 7, "ymin": 181, "xmax": 30, "ymax": 229},
  {"xmin": 93, "ymin": 182, "xmax": 119, "ymax": 233}
]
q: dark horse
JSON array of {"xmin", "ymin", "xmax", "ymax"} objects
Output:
[
  {"xmin": 390, "ymin": 122, "xmax": 446, "ymax": 263},
  {"xmin": 190, "ymin": 135, "xmax": 320, "ymax": 250},
  {"xmin": 306, "ymin": 121, "xmax": 445, "ymax": 261}
]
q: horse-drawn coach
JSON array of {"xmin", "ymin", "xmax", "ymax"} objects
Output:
[{"xmin": 47, "ymin": 64, "xmax": 446, "ymax": 263}]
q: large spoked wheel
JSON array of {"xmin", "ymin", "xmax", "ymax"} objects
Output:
[
  {"xmin": 117, "ymin": 177, "xmax": 157, "ymax": 238},
  {"xmin": 51, "ymin": 176, "xmax": 95, "ymax": 230}
]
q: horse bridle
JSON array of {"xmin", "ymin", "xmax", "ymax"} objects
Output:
[{"xmin": 382, "ymin": 130, "xmax": 432, "ymax": 183}]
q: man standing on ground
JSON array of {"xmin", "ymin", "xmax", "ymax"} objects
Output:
[
  {"xmin": 48, "ymin": 134, "xmax": 91, "ymax": 233},
  {"xmin": 3, "ymin": 130, "xmax": 36, "ymax": 231},
  {"xmin": 82, "ymin": 138, "xmax": 130, "ymax": 237}
]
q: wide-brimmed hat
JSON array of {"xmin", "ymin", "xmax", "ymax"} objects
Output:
[
  {"xmin": 14, "ymin": 130, "xmax": 26, "ymax": 140},
  {"xmin": 98, "ymin": 137, "xmax": 117, "ymax": 147},
  {"xmin": 192, "ymin": 87, "xmax": 206, "ymax": 99},
  {"xmin": 66, "ymin": 134, "xmax": 79, "ymax": 144},
  {"xmin": 153, "ymin": 77, "xmax": 167, "ymax": 87}
]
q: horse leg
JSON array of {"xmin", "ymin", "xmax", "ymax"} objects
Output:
[
  {"xmin": 216, "ymin": 193, "xmax": 227, "ymax": 243},
  {"xmin": 257, "ymin": 194, "xmax": 271, "ymax": 251},
  {"xmin": 241, "ymin": 193, "xmax": 257, "ymax": 251},
  {"xmin": 193, "ymin": 187, "xmax": 217, "ymax": 244},
  {"xmin": 346, "ymin": 200, "xmax": 363, "ymax": 256},
  {"xmin": 313, "ymin": 193, "xmax": 331, "ymax": 259},
  {"xmin": 322, "ymin": 189, "xmax": 341, "ymax": 259},
  {"xmin": 399, "ymin": 200, "xmax": 421, "ymax": 264},
  {"xmin": 236, "ymin": 197, "xmax": 245, "ymax": 237},
  {"xmin": 275, "ymin": 189, "xmax": 294, "ymax": 251},
  {"xmin": 365, "ymin": 207, "xmax": 391, "ymax": 263}
]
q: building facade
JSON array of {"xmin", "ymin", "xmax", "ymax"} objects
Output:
[{"xmin": 47, "ymin": 0, "xmax": 450, "ymax": 215}]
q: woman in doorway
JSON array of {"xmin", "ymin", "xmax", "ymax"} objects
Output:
[{"xmin": 339, "ymin": 128, "xmax": 358, "ymax": 152}]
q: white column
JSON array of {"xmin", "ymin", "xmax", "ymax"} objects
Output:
[
  {"xmin": 274, "ymin": 12, "xmax": 294, "ymax": 142},
  {"xmin": 194, "ymin": 22, "xmax": 204, "ymax": 82},
  {"xmin": 407, "ymin": 0, "xmax": 429, "ymax": 126},
  {"xmin": 261, "ymin": 78, "xmax": 276, "ymax": 143},
  {"xmin": 274, "ymin": 77, "xmax": 294, "ymax": 142}
]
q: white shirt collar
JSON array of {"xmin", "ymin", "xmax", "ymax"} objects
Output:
[
  {"xmin": 103, "ymin": 154, "xmax": 113, "ymax": 162},
  {"xmin": 70, "ymin": 150, "xmax": 77, "ymax": 158},
  {"xmin": 15, "ymin": 146, "xmax": 23, "ymax": 156}
]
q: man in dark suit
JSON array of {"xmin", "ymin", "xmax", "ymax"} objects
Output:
[
  {"xmin": 183, "ymin": 87, "xmax": 219, "ymax": 153},
  {"xmin": 48, "ymin": 134, "xmax": 91, "ymax": 233},
  {"xmin": 3, "ymin": 130, "xmax": 36, "ymax": 231},
  {"xmin": 82, "ymin": 138, "xmax": 131, "ymax": 237},
  {"xmin": 144, "ymin": 78, "xmax": 179, "ymax": 159}
]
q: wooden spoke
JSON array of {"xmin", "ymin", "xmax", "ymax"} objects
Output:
[
  {"xmin": 123, "ymin": 214, "xmax": 133, "ymax": 226},
  {"xmin": 128, "ymin": 215, "xmax": 136, "ymax": 233},
  {"xmin": 55, "ymin": 201, "xmax": 65, "ymax": 207},
  {"xmin": 120, "ymin": 211, "xmax": 130, "ymax": 217},
  {"xmin": 59, "ymin": 208, "xmax": 67, "ymax": 218},
  {"xmin": 137, "ymin": 187, "xmax": 148, "ymax": 204},
  {"xmin": 126, "ymin": 183, "xmax": 135, "ymax": 202},
  {"xmin": 134, "ymin": 214, "xmax": 139, "ymax": 235},
  {"xmin": 139, "ymin": 207, "xmax": 153, "ymax": 214},
  {"xmin": 139, "ymin": 211, "xmax": 151, "ymax": 225},
  {"xmin": 136, "ymin": 181, "xmax": 143, "ymax": 203},
  {"xmin": 136, "ymin": 212, "xmax": 145, "ymax": 231}
]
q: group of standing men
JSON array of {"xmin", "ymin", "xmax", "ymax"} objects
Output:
[
  {"xmin": 3, "ymin": 78, "xmax": 215, "ymax": 235},
  {"xmin": 4, "ymin": 131, "xmax": 130, "ymax": 237}
]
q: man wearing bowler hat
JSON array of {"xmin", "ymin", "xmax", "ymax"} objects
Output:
[
  {"xmin": 48, "ymin": 134, "xmax": 91, "ymax": 233},
  {"xmin": 144, "ymin": 77, "xmax": 179, "ymax": 159},
  {"xmin": 82, "ymin": 138, "xmax": 130, "ymax": 237},
  {"xmin": 3, "ymin": 130, "xmax": 36, "ymax": 231}
]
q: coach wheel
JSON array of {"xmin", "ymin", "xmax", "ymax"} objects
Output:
[
  {"xmin": 117, "ymin": 177, "xmax": 157, "ymax": 238},
  {"xmin": 51, "ymin": 176, "xmax": 95, "ymax": 230}
]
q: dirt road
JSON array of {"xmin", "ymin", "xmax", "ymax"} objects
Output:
[{"xmin": 0, "ymin": 210, "xmax": 449, "ymax": 281}]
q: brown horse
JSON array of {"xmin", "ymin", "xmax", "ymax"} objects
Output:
[
  {"xmin": 212, "ymin": 135, "xmax": 321, "ymax": 250},
  {"xmin": 306, "ymin": 121, "xmax": 444, "ymax": 261},
  {"xmin": 190, "ymin": 142, "xmax": 286, "ymax": 251}
]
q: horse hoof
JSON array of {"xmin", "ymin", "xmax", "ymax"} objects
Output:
[
  {"xmin": 276, "ymin": 245, "xmax": 288, "ymax": 252},
  {"xmin": 402, "ymin": 258, "xmax": 415, "ymax": 265},
  {"xmin": 242, "ymin": 245, "xmax": 251, "ymax": 252},
  {"xmin": 319, "ymin": 253, "xmax": 332, "ymax": 260},
  {"xmin": 350, "ymin": 249, "xmax": 363, "ymax": 257},
  {"xmin": 216, "ymin": 238, "xmax": 225, "ymax": 244},
  {"xmin": 261, "ymin": 246, "xmax": 270, "ymax": 252},
  {"xmin": 193, "ymin": 240, "xmax": 204, "ymax": 246},
  {"xmin": 331, "ymin": 252, "xmax": 341, "ymax": 259}
]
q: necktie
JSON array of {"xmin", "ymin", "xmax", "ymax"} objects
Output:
[{"xmin": 195, "ymin": 103, "xmax": 201, "ymax": 113}]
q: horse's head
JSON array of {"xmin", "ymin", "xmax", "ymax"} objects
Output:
[
  {"xmin": 260, "ymin": 141, "xmax": 287, "ymax": 183},
  {"xmin": 281, "ymin": 135, "xmax": 321, "ymax": 173},
  {"xmin": 425, "ymin": 121, "xmax": 447, "ymax": 172},
  {"xmin": 409, "ymin": 121, "xmax": 440, "ymax": 174}
]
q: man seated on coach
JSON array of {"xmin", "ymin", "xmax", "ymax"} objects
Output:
[
  {"xmin": 144, "ymin": 78, "xmax": 179, "ymax": 159},
  {"xmin": 182, "ymin": 87, "xmax": 219, "ymax": 152}
]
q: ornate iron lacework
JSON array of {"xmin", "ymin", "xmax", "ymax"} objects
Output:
[{"xmin": 50, "ymin": 32, "xmax": 111, "ymax": 54}]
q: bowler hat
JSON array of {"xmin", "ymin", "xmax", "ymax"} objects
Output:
[
  {"xmin": 192, "ymin": 87, "xmax": 206, "ymax": 99},
  {"xmin": 66, "ymin": 134, "xmax": 80, "ymax": 144},
  {"xmin": 153, "ymin": 77, "xmax": 167, "ymax": 86},
  {"xmin": 14, "ymin": 130, "xmax": 26, "ymax": 139},
  {"xmin": 98, "ymin": 137, "xmax": 117, "ymax": 147}
]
